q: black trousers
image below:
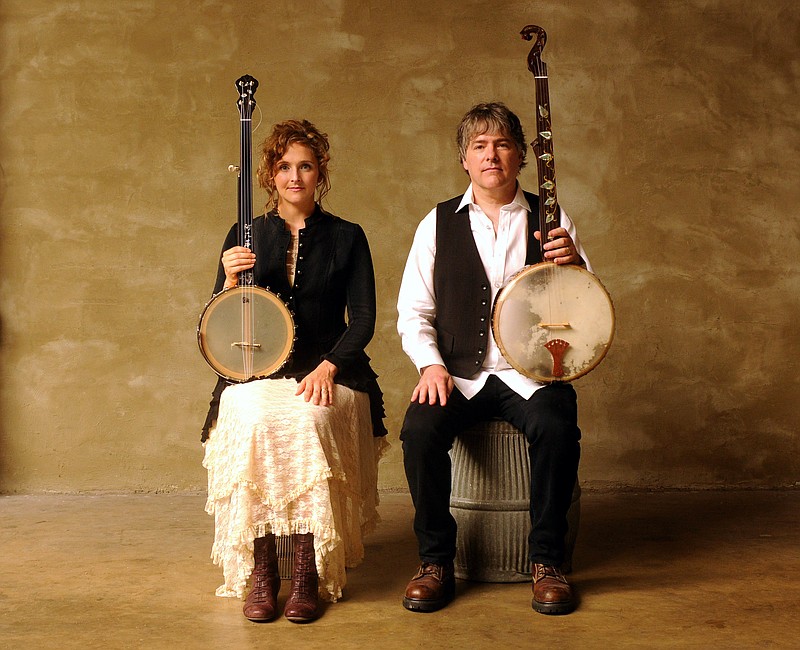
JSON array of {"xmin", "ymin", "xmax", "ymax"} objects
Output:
[{"xmin": 400, "ymin": 375, "xmax": 581, "ymax": 566}]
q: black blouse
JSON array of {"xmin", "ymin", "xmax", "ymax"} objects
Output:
[{"xmin": 201, "ymin": 205, "xmax": 387, "ymax": 441}]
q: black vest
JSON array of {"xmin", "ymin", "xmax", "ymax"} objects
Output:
[{"xmin": 433, "ymin": 191, "xmax": 542, "ymax": 379}]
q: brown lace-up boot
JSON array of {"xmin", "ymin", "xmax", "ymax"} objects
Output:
[
  {"xmin": 242, "ymin": 534, "xmax": 281, "ymax": 622},
  {"xmin": 284, "ymin": 533, "xmax": 320, "ymax": 623},
  {"xmin": 531, "ymin": 563, "xmax": 576, "ymax": 615},
  {"xmin": 402, "ymin": 562, "xmax": 455, "ymax": 612}
]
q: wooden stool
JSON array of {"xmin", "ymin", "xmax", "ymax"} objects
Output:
[{"xmin": 450, "ymin": 419, "xmax": 580, "ymax": 582}]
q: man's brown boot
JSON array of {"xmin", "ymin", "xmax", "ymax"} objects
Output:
[
  {"xmin": 284, "ymin": 533, "xmax": 320, "ymax": 623},
  {"xmin": 402, "ymin": 562, "xmax": 455, "ymax": 613},
  {"xmin": 242, "ymin": 534, "xmax": 281, "ymax": 622},
  {"xmin": 531, "ymin": 563, "xmax": 576, "ymax": 615}
]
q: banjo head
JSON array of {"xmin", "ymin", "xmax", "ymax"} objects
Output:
[
  {"xmin": 197, "ymin": 286, "xmax": 295, "ymax": 382},
  {"xmin": 492, "ymin": 263, "xmax": 615, "ymax": 383}
]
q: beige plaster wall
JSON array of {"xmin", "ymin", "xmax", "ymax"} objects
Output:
[{"xmin": 0, "ymin": 0, "xmax": 797, "ymax": 493}]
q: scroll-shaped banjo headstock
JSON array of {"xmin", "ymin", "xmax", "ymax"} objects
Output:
[
  {"xmin": 236, "ymin": 74, "xmax": 259, "ymax": 120},
  {"xmin": 521, "ymin": 25, "xmax": 547, "ymax": 76}
]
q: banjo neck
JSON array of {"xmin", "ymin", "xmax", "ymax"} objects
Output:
[
  {"xmin": 197, "ymin": 74, "xmax": 296, "ymax": 384},
  {"xmin": 235, "ymin": 75, "xmax": 258, "ymax": 288},
  {"xmin": 522, "ymin": 25, "xmax": 560, "ymax": 247}
]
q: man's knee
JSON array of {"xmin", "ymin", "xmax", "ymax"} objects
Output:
[
  {"xmin": 514, "ymin": 409, "xmax": 580, "ymax": 457},
  {"xmin": 400, "ymin": 402, "xmax": 457, "ymax": 453},
  {"xmin": 520, "ymin": 385, "xmax": 580, "ymax": 444}
]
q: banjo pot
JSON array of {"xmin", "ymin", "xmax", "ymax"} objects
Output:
[
  {"xmin": 197, "ymin": 285, "xmax": 294, "ymax": 382},
  {"xmin": 491, "ymin": 25, "xmax": 615, "ymax": 383},
  {"xmin": 492, "ymin": 262, "xmax": 615, "ymax": 383},
  {"xmin": 196, "ymin": 74, "xmax": 295, "ymax": 383}
]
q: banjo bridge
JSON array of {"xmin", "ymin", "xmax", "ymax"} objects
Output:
[
  {"xmin": 231, "ymin": 341, "xmax": 262, "ymax": 349},
  {"xmin": 538, "ymin": 322, "xmax": 572, "ymax": 328}
]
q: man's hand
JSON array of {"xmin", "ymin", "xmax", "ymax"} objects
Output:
[
  {"xmin": 411, "ymin": 364, "xmax": 454, "ymax": 406},
  {"xmin": 535, "ymin": 227, "xmax": 583, "ymax": 266}
]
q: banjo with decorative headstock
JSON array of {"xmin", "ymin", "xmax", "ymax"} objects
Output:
[
  {"xmin": 492, "ymin": 25, "xmax": 615, "ymax": 383},
  {"xmin": 197, "ymin": 74, "xmax": 294, "ymax": 382}
]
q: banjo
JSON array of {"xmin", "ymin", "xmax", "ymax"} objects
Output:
[
  {"xmin": 197, "ymin": 75, "xmax": 295, "ymax": 382},
  {"xmin": 492, "ymin": 25, "xmax": 615, "ymax": 383}
]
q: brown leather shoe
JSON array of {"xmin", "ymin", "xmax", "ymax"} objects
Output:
[
  {"xmin": 531, "ymin": 563, "xmax": 576, "ymax": 615},
  {"xmin": 284, "ymin": 533, "xmax": 320, "ymax": 623},
  {"xmin": 242, "ymin": 535, "xmax": 281, "ymax": 622},
  {"xmin": 402, "ymin": 562, "xmax": 455, "ymax": 612}
]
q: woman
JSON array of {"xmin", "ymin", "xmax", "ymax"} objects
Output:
[{"xmin": 200, "ymin": 120, "xmax": 388, "ymax": 623}]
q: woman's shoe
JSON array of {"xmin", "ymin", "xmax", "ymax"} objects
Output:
[
  {"xmin": 242, "ymin": 534, "xmax": 281, "ymax": 622},
  {"xmin": 284, "ymin": 533, "xmax": 320, "ymax": 623}
]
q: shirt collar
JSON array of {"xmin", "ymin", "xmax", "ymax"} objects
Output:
[
  {"xmin": 267, "ymin": 203, "xmax": 327, "ymax": 225},
  {"xmin": 456, "ymin": 182, "xmax": 531, "ymax": 213}
]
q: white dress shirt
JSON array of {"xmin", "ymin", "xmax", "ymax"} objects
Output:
[{"xmin": 396, "ymin": 183, "xmax": 591, "ymax": 400}]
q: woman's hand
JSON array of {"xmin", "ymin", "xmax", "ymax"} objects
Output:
[
  {"xmin": 296, "ymin": 360, "xmax": 339, "ymax": 406},
  {"xmin": 535, "ymin": 227, "xmax": 583, "ymax": 266},
  {"xmin": 221, "ymin": 246, "xmax": 256, "ymax": 289}
]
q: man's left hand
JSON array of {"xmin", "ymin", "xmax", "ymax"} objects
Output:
[{"xmin": 535, "ymin": 227, "xmax": 583, "ymax": 265}]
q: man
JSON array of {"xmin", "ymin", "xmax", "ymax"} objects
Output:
[{"xmin": 397, "ymin": 102, "xmax": 591, "ymax": 615}]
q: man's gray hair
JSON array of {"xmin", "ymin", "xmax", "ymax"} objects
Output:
[{"xmin": 456, "ymin": 102, "xmax": 527, "ymax": 169}]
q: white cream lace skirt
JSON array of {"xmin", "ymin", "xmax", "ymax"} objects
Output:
[{"xmin": 203, "ymin": 379, "xmax": 387, "ymax": 602}]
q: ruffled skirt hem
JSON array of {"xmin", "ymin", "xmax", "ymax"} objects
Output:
[{"xmin": 203, "ymin": 380, "xmax": 387, "ymax": 603}]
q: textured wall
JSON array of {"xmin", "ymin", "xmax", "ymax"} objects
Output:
[{"xmin": 0, "ymin": 0, "xmax": 798, "ymax": 493}]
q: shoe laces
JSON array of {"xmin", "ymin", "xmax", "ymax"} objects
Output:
[
  {"xmin": 534, "ymin": 564, "xmax": 567, "ymax": 584},
  {"xmin": 290, "ymin": 548, "xmax": 318, "ymax": 597},
  {"xmin": 415, "ymin": 562, "xmax": 448, "ymax": 582}
]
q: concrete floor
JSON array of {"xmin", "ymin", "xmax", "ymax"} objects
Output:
[{"xmin": 0, "ymin": 490, "xmax": 798, "ymax": 649}]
